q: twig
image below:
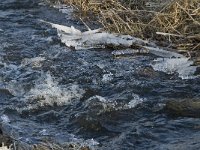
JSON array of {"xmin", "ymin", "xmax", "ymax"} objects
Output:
[
  {"xmin": 192, "ymin": 43, "xmax": 200, "ymax": 51},
  {"xmin": 156, "ymin": 32, "xmax": 184, "ymax": 37},
  {"xmin": 176, "ymin": 2, "xmax": 200, "ymax": 26},
  {"xmin": 79, "ymin": 17, "xmax": 91, "ymax": 31}
]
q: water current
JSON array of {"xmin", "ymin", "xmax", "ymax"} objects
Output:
[{"xmin": 0, "ymin": 0, "xmax": 200, "ymax": 149}]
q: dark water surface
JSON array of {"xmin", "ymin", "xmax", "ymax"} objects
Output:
[{"xmin": 0, "ymin": 0, "xmax": 200, "ymax": 149}]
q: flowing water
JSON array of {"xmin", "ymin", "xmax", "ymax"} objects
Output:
[{"xmin": 0, "ymin": 0, "xmax": 200, "ymax": 149}]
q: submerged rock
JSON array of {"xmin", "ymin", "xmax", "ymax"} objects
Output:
[
  {"xmin": 136, "ymin": 66, "xmax": 159, "ymax": 78},
  {"xmin": 165, "ymin": 99, "xmax": 200, "ymax": 117}
]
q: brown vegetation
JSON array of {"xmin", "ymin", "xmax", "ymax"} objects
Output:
[{"xmin": 56, "ymin": 0, "xmax": 200, "ymax": 55}]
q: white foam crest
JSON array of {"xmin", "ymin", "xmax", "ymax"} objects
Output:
[
  {"xmin": 151, "ymin": 58, "xmax": 197, "ymax": 79},
  {"xmin": 1, "ymin": 114, "xmax": 10, "ymax": 123},
  {"xmin": 102, "ymin": 72, "xmax": 113, "ymax": 83},
  {"xmin": 24, "ymin": 72, "xmax": 85, "ymax": 106},
  {"xmin": 124, "ymin": 93, "xmax": 145, "ymax": 109},
  {"xmin": 58, "ymin": 133, "xmax": 99, "ymax": 150},
  {"xmin": 86, "ymin": 94, "xmax": 144, "ymax": 113}
]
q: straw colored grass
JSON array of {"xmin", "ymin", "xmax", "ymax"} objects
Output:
[{"xmin": 54, "ymin": 0, "xmax": 200, "ymax": 52}]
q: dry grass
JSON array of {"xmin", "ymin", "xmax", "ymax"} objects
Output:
[{"xmin": 56, "ymin": 0, "xmax": 200, "ymax": 52}]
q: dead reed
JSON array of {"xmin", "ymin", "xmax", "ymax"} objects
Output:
[{"xmin": 56, "ymin": 0, "xmax": 200, "ymax": 53}]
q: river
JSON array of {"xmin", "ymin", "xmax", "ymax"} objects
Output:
[{"xmin": 0, "ymin": 0, "xmax": 200, "ymax": 149}]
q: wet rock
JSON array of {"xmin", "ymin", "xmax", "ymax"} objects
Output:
[
  {"xmin": 165, "ymin": 99, "xmax": 200, "ymax": 117},
  {"xmin": 80, "ymin": 146, "xmax": 90, "ymax": 150},
  {"xmin": 74, "ymin": 114, "xmax": 106, "ymax": 132},
  {"xmin": 136, "ymin": 66, "xmax": 159, "ymax": 78}
]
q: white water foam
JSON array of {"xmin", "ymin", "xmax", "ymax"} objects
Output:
[
  {"xmin": 125, "ymin": 93, "xmax": 145, "ymax": 109},
  {"xmin": 1, "ymin": 57, "xmax": 45, "ymax": 97},
  {"xmin": 102, "ymin": 72, "xmax": 113, "ymax": 83},
  {"xmin": 86, "ymin": 94, "xmax": 144, "ymax": 113},
  {"xmin": 1, "ymin": 114, "xmax": 10, "ymax": 123},
  {"xmin": 151, "ymin": 58, "xmax": 197, "ymax": 79},
  {"xmin": 23, "ymin": 72, "xmax": 85, "ymax": 106},
  {"xmin": 57, "ymin": 133, "xmax": 99, "ymax": 150},
  {"xmin": 1, "ymin": 55, "xmax": 85, "ymax": 108}
]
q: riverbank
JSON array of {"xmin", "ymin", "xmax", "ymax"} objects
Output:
[{"xmin": 50, "ymin": 0, "xmax": 200, "ymax": 63}]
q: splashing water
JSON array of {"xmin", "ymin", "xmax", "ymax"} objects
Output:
[
  {"xmin": 1, "ymin": 0, "xmax": 200, "ymax": 149},
  {"xmin": 84, "ymin": 94, "xmax": 144, "ymax": 114},
  {"xmin": 102, "ymin": 72, "xmax": 113, "ymax": 82},
  {"xmin": 125, "ymin": 93, "xmax": 145, "ymax": 109},
  {"xmin": 23, "ymin": 72, "xmax": 85, "ymax": 106}
]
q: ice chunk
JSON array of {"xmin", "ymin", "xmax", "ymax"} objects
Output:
[
  {"xmin": 112, "ymin": 49, "xmax": 148, "ymax": 56},
  {"xmin": 143, "ymin": 46, "xmax": 185, "ymax": 58},
  {"xmin": 40, "ymin": 20, "xmax": 81, "ymax": 35},
  {"xmin": 40, "ymin": 20, "xmax": 149, "ymax": 50},
  {"xmin": 151, "ymin": 58, "xmax": 197, "ymax": 79}
]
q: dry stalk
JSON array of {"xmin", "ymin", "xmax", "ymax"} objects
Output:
[{"xmin": 57, "ymin": 0, "xmax": 199, "ymax": 51}]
